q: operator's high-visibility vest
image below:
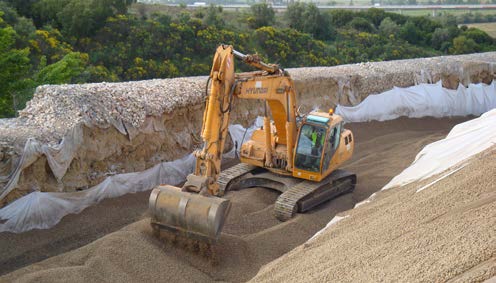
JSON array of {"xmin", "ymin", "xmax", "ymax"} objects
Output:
[{"xmin": 311, "ymin": 132, "xmax": 324, "ymax": 146}]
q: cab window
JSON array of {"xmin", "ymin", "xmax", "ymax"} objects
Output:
[{"xmin": 294, "ymin": 124, "xmax": 327, "ymax": 172}]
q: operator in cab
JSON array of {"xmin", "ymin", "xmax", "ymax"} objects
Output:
[{"xmin": 295, "ymin": 124, "xmax": 327, "ymax": 172}]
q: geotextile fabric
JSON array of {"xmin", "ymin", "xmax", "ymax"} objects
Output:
[{"xmin": 336, "ymin": 82, "xmax": 496, "ymax": 122}]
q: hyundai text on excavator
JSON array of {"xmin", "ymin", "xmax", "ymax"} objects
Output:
[{"xmin": 148, "ymin": 45, "xmax": 356, "ymax": 243}]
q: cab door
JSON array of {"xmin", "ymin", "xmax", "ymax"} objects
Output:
[
  {"xmin": 293, "ymin": 123, "xmax": 327, "ymax": 174},
  {"xmin": 322, "ymin": 122, "xmax": 342, "ymax": 173}
]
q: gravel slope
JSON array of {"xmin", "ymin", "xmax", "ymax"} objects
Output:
[{"xmin": 251, "ymin": 149, "xmax": 496, "ymax": 283}]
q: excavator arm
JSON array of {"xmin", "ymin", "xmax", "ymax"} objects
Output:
[
  {"xmin": 184, "ymin": 45, "xmax": 283, "ymax": 196},
  {"xmin": 183, "ymin": 45, "xmax": 236, "ymax": 196}
]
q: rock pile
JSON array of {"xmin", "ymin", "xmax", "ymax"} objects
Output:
[
  {"xmin": 289, "ymin": 52, "xmax": 496, "ymax": 105},
  {"xmin": 15, "ymin": 78, "xmax": 206, "ymax": 143}
]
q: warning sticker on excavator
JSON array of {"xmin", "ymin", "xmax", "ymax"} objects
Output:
[{"xmin": 255, "ymin": 81, "xmax": 262, "ymax": 88}]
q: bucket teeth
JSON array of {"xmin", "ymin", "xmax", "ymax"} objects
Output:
[{"xmin": 152, "ymin": 224, "xmax": 218, "ymax": 261}]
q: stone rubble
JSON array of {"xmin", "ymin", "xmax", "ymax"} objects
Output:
[{"xmin": 9, "ymin": 78, "xmax": 206, "ymax": 145}]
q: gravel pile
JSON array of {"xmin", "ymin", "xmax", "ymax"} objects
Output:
[
  {"xmin": 288, "ymin": 52, "xmax": 496, "ymax": 104},
  {"xmin": 251, "ymin": 148, "xmax": 496, "ymax": 283}
]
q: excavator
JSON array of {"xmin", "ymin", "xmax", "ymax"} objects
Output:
[{"xmin": 148, "ymin": 45, "xmax": 356, "ymax": 243}]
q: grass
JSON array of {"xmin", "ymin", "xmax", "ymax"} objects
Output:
[{"xmin": 465, "ymin": 22, "xmax": 496, "ymax": 37}]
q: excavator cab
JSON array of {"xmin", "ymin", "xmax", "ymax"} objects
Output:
[{"xmin": 294, "ymin": 114, "xmax": 340, "ymax": 176}]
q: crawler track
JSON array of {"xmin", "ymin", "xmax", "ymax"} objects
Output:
[
  {"xmin": 274, "ymin": 170, "xmax": 356, "ymax": 221},
  {"xmin": 217, "ymin": 163, "xmax": 256, "ymax": 195},
  {"xmin": 218, "ymin": 163, "xmax": 356, "ymax": 222}
]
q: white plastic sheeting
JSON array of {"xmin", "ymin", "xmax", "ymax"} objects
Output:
[
  {"xmin": 0, "ymin": 126, "xmax": 84, "ymax": 201},
  {"xmin": 0, "ymin": 155, "xmax": 194, "ymax": 232},
  {"xmin": 336, "ymin": 82, "xmax": 496, "ymax": 122},
  {"xmin": 383, "ymin": 108, "xmax": 496, "ymax": 190},
  {"xmin": 0, "ymin": 114, "xmax": 179, "ymax": 204},
  {"xmin": 0, "ymin": 119, "xmax": 262, "ymax": 233}
]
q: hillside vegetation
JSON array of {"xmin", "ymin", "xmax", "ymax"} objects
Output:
[{"xmin": 1, "ymin": 0, "xmax": 495, "ymax": 117}]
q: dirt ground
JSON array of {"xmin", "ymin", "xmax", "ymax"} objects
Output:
[{"xmin": 0, "ymin": 116, "xmax": 472, "ymax": 282}]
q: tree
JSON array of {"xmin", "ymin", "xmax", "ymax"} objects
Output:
[
  {"xmin": 30, "ymin": 28, "xmax": 73, "ymax": 64},
  {"xmin": 285, "ymin": 3, "xmax": 334, "ymax": 40},
  {"xmin": 399, "ymin": 20, "xmax": 421, "ymax": 44},
  {"xmin": 248, "ymin": 3, "xmax": 275, "ymax": 29},
  {"xmin": 57, "ymin": 0, "xmax": 95, "ymax": 38},
  {"xmin": 4, "ymin": 0, "xmax": 38, "ymax": 19},
  {"xmin": 462, "ymin": 28, "xmax": 493, "ymax": 45},
  {"xmin": 35, "ymin": 52, "xmax": 88, "ymax": 84},
  {"xmin": 0, "ymin": 13, "xmax": 31, "ymax": 117},
  {"xmin": 330, "ymin": 9, "xmax": 355, "ymax": 28},
  {"xmin": 204, "ymin": 4, "xmax": 224, "ymax": 28},
  {"xmin": 379, "ymin": 17, "xmax": 399, "ymax": 36},
  {"xmin": 302, "ymin": 3, "xmax": 321, "ymax": 35},
  {"xmin": 286, "ymin": 2, "xmax": 305, "ymax": 31},
  {"xmin": 54, "ymin": 0, "xmax": 135, "ymax": 38},
  {"xmin": 32, "ymin": 0, "xmax": 71, "ymax": 27},
  {"xmin": 362, "ymin": 8, "xmax": 387, "ymax": 28},
  {"xmin": 431, "ymin": 27, "xmax": 450, "ymax": 50},
  {"xmin": 349, "ymin": 17, "xmax": 375, "ymax": 33},
  {"xmin": 12, "ymin": 15, "xmax": 36, "ymax": 39},
  {"xmin": 450, "ymin": 35, "xmax": 479, "ymax": 54}
]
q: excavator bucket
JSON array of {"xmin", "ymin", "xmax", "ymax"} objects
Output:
[{"xmin": 149, "ymin": 185, "xmax": 231, "ymax": 242}]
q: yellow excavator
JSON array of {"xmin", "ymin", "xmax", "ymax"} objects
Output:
[{"xmin": 148, "ymin": 45, "xmax": 356, "ymax": 243}]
